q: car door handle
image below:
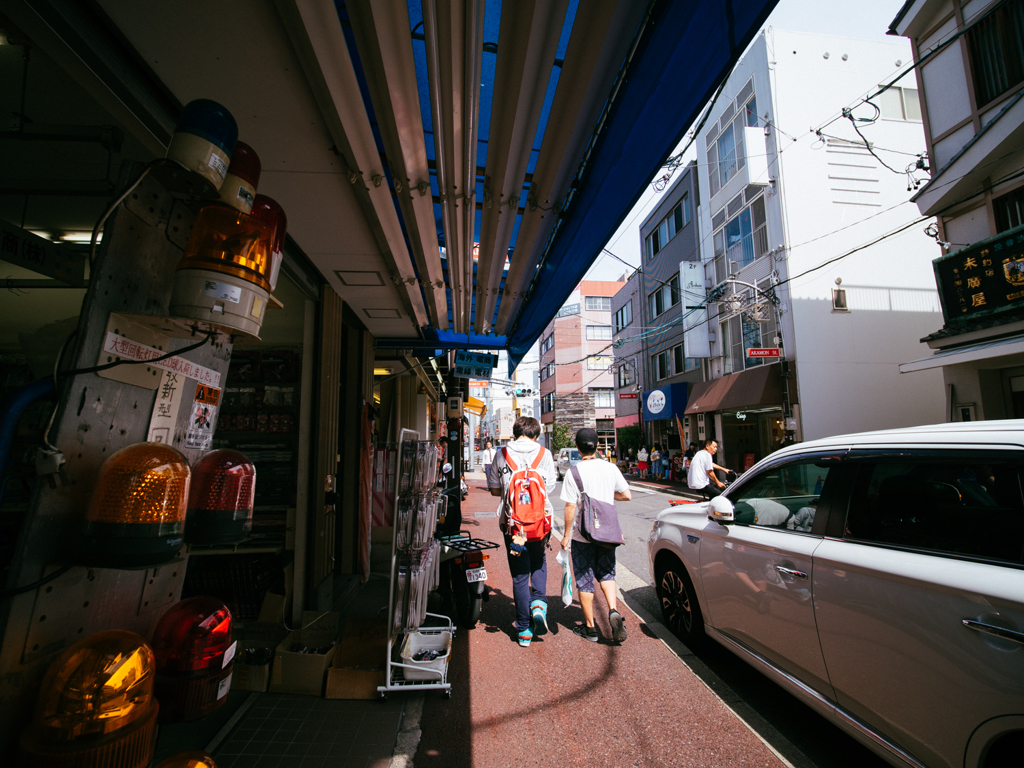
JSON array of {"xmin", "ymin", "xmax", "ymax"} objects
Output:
[
  {"xmin": 962, "ymin": 619, "xmax": 1024, "ymax": 645},
  {"xmin": 773, "ymin": 565, "xmax": 807, "ymax": 579}
]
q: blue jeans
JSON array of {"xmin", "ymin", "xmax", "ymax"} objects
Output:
[{"xmin": 504, "ymin": 534, "xmax": 548, "ymax": 630}]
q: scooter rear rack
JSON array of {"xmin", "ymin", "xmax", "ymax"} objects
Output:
[{"xmin": 437, "ymin": 532, "xmax": 500, "ymax": 554}]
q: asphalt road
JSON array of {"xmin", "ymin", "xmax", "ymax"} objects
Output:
[{"xmin": 548, "ymin": 479, "xmax": 892, "ymax": 768}]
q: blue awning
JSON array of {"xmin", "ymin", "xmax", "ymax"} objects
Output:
[
  {"xmin": 643, "ymin": 382, "xmax": 689, "ymax": 421},
  {"xmin": 507, "ymin": 0, "xmax": 778, "ymax": 372}
]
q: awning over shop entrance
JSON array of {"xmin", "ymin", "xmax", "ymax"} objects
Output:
[
  {"xmin": 643, "ymin": 382, "xmax": 688, "ymax": 421},
  {"xmin": 684, "ymin": 364, "xmax": 785, "ymax": 415},
  {"xmin": 900, "ymin": 335, "xmax": 1024, "ymax": 373}
]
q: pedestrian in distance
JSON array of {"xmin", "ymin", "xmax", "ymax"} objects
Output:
[
  {"xmin": 637, "ymin": 445, "xmax": 649, "ymax": 480},
  {"xmin": 481, "ymin": 440, "xmax": 496, "ymax": 482},
  {"xmin": 560, "ymin": 428, "xmax": 632, "ymax": 643},
  {"xmin": 487, "ymin": 417, "xmax": 557, "ymax": 647},
  {"xmin": 661, "ymin": 448, "xmax": 671, "ymax": 480},
  {"xmin": 686, "ymin": 438, "xmax": 731, "ymax": 500},
  {"xmin": 650, "ymin": 444, "xmax": 662, "ymax": 480}
]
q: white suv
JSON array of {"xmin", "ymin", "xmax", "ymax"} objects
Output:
[{"xmin": 648, "ymin": 421, "xmax": 1024, "ymax": 768}]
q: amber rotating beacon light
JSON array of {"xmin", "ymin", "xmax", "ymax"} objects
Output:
[
  {"xmin": 20, "ymin": 630, "xmax": 159, "ymax": 768},
  {"xmin": 169, "ymin": 205, "xmax": 274, "ymax": 339},
  {"xmin": 78, "ymin": 443, "xmax": 190, "ymax": 568}
]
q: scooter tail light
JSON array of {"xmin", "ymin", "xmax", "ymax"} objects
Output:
[
  {"xmin": 80, "ymin": 443, "xmax": 190, "ymax": 568},
  {"xmin": 20, "ymin": 630, "xmax": 159, "ymax": 768},
  {"xmin": 152, "ymin": 597, "xmax": 235, "ymax": 724},
  {"xmin": 185, "ymin": 449, "xmax": 255, "ymax": 545}
]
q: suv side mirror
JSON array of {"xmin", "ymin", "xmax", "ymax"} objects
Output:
[{"xmin": 708, "ymin": 496, "xmax": 735, "ymax": 525}]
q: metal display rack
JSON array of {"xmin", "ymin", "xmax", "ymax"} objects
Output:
[{"xmin": 379, "ymin": 429, "xmax": 453, "ymax": 697}]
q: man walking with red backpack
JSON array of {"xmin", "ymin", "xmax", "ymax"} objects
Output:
[{"xmin": 487, "ymin": 416, "xmax": 557, "ymax": 647}]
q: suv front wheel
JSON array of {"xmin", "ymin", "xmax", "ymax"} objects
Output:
[{"xmin": 657, "ymin": 560, "xmax": 705, "ymax": 647}]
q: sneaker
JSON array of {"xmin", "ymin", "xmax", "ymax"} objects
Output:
[
  {"xmin": 530, "ymin": 599, "xmax": 549, "ymax": 636},
  {"xmin": 517, "ymin": 627, "xmax": 533, "ymax": 647},
  {"xmin": 572, "ymin": 624, "xmax": 599, "ymax": 643},
  {"xmin": 609, "ymin": 610, "xmax": 628, "ymax": 643}
]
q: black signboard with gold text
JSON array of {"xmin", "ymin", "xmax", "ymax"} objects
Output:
[{"xmin": 934, "ymin": 223, "xmax": 1024, "ymax": 325}]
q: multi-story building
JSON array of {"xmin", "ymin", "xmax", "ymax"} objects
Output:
[
  {"xmin": 539, "ymin": 279, "xmax": 625, "ymax": 452},
  {"xmin": 687, "ymin": 29, "xmax": 946, "ymax": 471},
  {"xmin": 891, "ymin": 0, "xmax": 1024, "ymax": 419},
  {"xmin": 611, "ymin": 271, "xmax": 646, "ymax": 456},
  {"xmin": 638, "ymin": 162, "xmax": 703, "ymax": 455}
]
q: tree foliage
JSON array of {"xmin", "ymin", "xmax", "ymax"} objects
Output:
[
  {"xmin": 616, "ymin": 424, "xmax": 641, "ymax": 457},
  {"xmin": 551, "ymin": 423, "xmax": 573, "ymax": 452}
]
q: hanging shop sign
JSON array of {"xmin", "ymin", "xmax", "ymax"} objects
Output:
[
  {"xmin": 642, "ymin": 382, "xmax": 688, "ymax": 421},
  {"xmin": 0, "ymin": 222, "xmax": 87, "ymax": 286},
  {"xmin": 747, "ymin": 348, "xmax": 780, "ymax": 358},
  {"xmin": 934, "ymin": 223, "xmax": 1024, "ymax": 324},
  {"xmin": 619, "ymin": 393, "xmax": 638, "ymax": 399},
  {"xmin": 453, "ymin": 351, "xmax": 498, "ymax": 378},
  {"xmin": 681, "ymin": 260, "xmax": 711, "ymax": 358}
]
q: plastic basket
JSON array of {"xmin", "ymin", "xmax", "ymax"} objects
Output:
[{"xmin": 399, "ymin": 630, "xmax": 452, "ymax": 680}]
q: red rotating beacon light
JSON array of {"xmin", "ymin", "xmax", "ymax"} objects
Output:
[
  {"xmin": 151, "ymin": 597, "xmax": 236, "ymax": 723},
  {"xmin": 185, "ymin": 449, "xmax": 255, "ymax": 545}
]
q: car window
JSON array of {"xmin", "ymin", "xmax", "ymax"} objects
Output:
[
  {"xmin": 729, "ymin": 459, "xmax": 831, "ymax": 530},
  {"xmin": 570, "ymin": 450, "xmax": 580, "ymax": 461},
  {"xmin": 844, "ymin": 459, "xmax": 1024, "ymax": 564}
]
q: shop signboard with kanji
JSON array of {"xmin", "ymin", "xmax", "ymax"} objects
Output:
[
  {"xmin": 453, "ymin": 351, "xmax": 498, "ymax": 378},
  {"xmin": 934, "ymin": 223, "xmax": 1024, "ymax": 324}
]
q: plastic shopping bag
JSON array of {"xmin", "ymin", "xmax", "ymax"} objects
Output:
[{"xmin": 556, "ymin": 549, "xmax": 573, "ymax": 607}]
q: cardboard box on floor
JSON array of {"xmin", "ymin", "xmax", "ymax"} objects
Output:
[
  {"xmin": 268, "ymin": 610, "xmax": 340, "ymax": 696},
  {"xmin": 325, "ymin": 617, "xmax": 389, "ymax": 700},
  {"xmin": 232, "ymin": 592, "xmax": 289, "ymax": 693}
]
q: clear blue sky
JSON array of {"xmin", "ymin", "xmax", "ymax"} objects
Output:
[{"xmin": 588, "ymin": 0, "xmax": 908, "ymax": 281}]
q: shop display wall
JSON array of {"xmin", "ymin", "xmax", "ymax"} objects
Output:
[{"xmin": 0, "ymin": 168, "xmax": 233, "ymax": 754}]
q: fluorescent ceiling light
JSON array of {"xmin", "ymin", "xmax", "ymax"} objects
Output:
[
  {"xmin": 373, "ymin": 367, "xmax": 393, "ymax": 376},
  {"xmin": 60, "ymin": 232, "xmax": 101, "ymax": 243}
]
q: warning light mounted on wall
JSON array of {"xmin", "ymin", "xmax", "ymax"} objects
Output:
[
  {"xmin": 151, "ymin": 597, "xmax": 236, "ymax": 723},
  {"xmin": 164, "ymin": 99, "xmax": 238, "ymax": 194},
  {"xmin": 169, "ymin": 205, "xmax": 275, "ymax": 339},
  {"xmin": 78, "ymin": 442, "xmax": 191, "ymax": 569},
  {"xmin": 185, "ymin": 449, "xmax": 256, "ymax": 546},
  {"xmin": 20, "ymin": 630, "xmax": 159, "ymax": 768}
]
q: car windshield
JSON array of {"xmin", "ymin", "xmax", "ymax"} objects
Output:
[{"xmin": 570, "ymin": 451, "xmax": 580, "ymax": 461}]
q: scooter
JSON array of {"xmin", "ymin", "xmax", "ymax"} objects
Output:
[{"xmin": 436, "ymin": 531, "xmax": 498, "ymax": 629}]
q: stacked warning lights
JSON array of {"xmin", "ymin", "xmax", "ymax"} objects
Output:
[
  {"xmin": 164, "ymin": 99, "xmax": 288, "ymax": 339},
  {"xmin": 185, "ymin": 449, "xmax": 256, "ymax": 545}
]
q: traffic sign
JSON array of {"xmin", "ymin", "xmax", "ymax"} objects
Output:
[{"xmin": 746, "ymin": 348, "xmax": 780, "ymax": 358}]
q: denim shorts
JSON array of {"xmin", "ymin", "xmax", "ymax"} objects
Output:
[{"xmin": 570, "ymin": 540, "xmax": 617, "ymax": 593}]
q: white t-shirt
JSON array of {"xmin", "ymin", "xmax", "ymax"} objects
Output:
[
  {"xmin": 687, "ymin": 449, "xmax": 715, "ymax": 490},
  {"xmin": 561, "ymin": 459, "xmax": 629, "ymax": 543},
  {"xmin": 481, "ymin": 447, "xmax": 497, "ymax": 465}
]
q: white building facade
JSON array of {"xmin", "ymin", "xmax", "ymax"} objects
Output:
[
  {"xmin": 688, "ymin": 29, "xmax": 946, "ymax": 471},
  {"xmin": 892, "ymin": 0, "xmax": 1024, "ymax": 420}
]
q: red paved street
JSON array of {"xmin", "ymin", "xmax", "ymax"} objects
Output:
[{"xmin": 414, "ymin": 479, "xmax": 786, "ymax": 768}]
